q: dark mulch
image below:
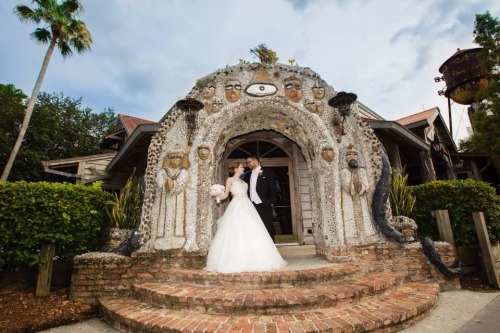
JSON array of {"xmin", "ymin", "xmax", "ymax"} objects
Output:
[
  {"xmin": 0, "ymin": 288, "xmax": 97, "ymax": 333},
  {"xmin": 0, "ymin": 272, "xmax": 497, "ymax": 333},
  {"xmin": 459, "ymin": 270, "xmax": 499, "ymax": 293}
]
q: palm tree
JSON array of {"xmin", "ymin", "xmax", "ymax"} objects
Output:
[{"xmin": 1, "ymin": 0, "xmax": 92, "ymax": 181}]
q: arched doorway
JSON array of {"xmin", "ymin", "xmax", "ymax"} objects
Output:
[{"xmin": 221, "ymin": 131, "xmax": 300, "ymax": 244}]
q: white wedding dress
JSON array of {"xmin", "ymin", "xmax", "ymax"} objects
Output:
[{"xmin": 205, "ymin": 179, "xmax": 287, "ymax": 273}]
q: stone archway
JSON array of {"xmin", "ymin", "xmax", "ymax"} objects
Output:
[{"xmin": 137, "ymin": 63, "xmax": 387, "ymax": 259}]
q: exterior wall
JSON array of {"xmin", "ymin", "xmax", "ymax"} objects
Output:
[
  {"xmin": 42, "ymin": 153, "xmax": 116, "ymax": 185},
  {"xmin": 70, "ymin": 251, "xmax": 206, "ymax": 305},
  {"xmin": 316, "ymin": 242, "xmax": 460, "ymax": 290}
]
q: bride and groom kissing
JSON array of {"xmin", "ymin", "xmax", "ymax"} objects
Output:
[{"xmin": 205, "ymin": 156, "xmax": 287, "ymax": 273}]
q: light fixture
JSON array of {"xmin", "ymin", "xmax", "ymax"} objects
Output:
[{"xmin": 176, "ymin": 98, "xmax": 203, "ymax": 146}]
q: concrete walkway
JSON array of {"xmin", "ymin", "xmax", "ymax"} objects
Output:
[
  {"xmin": 401, "ymin": 290, "xmax": 499, "ymax": 333},
  {"xmin": 40, "ymin": 245, "xmax": 500, "ymax": 333}
]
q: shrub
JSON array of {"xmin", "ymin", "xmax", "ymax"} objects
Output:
[
  {"xmin": 0, "ymin": 181, "xmax": 112, "ymax": 271},
  {"xmin": 411, "ymin": 179, "xmax": 500, "ymax": 246},
  {"xmin": 106, "ymin": 169, "xmax": 142, "ymax": 229},
  {"xmin": 389, "ymin": 169, "xmax": 416, "ymax": 216}
]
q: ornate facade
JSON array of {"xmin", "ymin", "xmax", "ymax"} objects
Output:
[{"xmin": 138, "ymin": 63, "xmax": 390, "ymax": 258}]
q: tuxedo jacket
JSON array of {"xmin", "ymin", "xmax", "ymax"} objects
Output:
[{"xmin": 244, "ymin": 167, "xmax": 277, "ymax": 206}]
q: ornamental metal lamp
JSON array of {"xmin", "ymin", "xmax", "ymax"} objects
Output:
[
  {"xmin": 176, "ymin": 98, "xmax": 204, "ymax": 146},
  {"xmin": 328, "ymin": 91, "xmax": 357, "ymax": 135}
]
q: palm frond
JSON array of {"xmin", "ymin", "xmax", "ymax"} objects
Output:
[{"xmin": 30, "ymin": 28, "xmax": 51, "ymax": 44}]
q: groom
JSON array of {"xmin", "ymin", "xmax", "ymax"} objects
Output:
[{"xmin": 244, "ymin": 155, "xmax": 277, "ymax": 241}]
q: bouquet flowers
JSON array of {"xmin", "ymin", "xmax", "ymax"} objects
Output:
[{"xmin": 209, "ymin": 184, "xmax": 225, "ymax": 204}]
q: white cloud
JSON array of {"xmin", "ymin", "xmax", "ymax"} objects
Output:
[{"xmin": 1, "ymin": 0, "xmax": 498, "ymax": 141}]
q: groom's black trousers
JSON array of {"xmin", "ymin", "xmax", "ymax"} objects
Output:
[{"xmin": 253, "ymin": 203, "xmax": 276, "ymax": 242}]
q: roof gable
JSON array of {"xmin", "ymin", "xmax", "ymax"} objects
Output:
[
  {"xmin": 396, "ymin": 108, "xmax": 439, "ymax": 128},
  {"xmin": 119, "ymin": 114, "xmax": 155, "ymax": 135}
]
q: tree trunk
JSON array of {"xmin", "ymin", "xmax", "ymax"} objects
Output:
[{"xmin": 1, "ymin": 38, "xmax": 57, "ymax": 181}]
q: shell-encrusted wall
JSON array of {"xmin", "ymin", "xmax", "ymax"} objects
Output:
[{"xmin": 137, "ymin": 62, "xmax": 387, "ymax": 253}]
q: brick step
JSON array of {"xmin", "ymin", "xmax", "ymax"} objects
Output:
[
  {"xmin": 154, "ymin": 263, "xmax": 364, "ymax": 288},
  {"xmin": 132, "ymin": 272, "xmax": 405, "ymax": 314},
  {"xmin": 99, "ymin": 282, "xmax": 439, "ymax": 333}
]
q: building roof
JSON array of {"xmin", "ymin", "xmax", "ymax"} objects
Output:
[
  {"xmin": 396, "ymin": 108, "xmax": 439, "ymax": 128},
  {"xmin": 368, "ymin": 121, "xmax": 429, "ymax": 151},
  {"xmin": 106, "ymin": 123, "xmax": 159, "ymax": 172},
  {"xmin": 396, "ymin": 107, "xmax": 458, "ymax": 154},
  {"xmin": 119, "ymin": 114, "xmax": 155, "ymax": 135},
  {"xmin": 101, "ymin": 114, "xmax": 157, "ymax": 150}
]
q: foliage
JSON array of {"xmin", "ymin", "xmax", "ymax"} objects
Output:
[
  {"xmin": 0, "ymin": 84, "xmax": 27, "ymax": 168},
  {"xmin": 389, "ymin": 169, "xmax": 416, "ymax": 216},
  {"xmin": 250, "ymin": 44, "xmax": 279, "ymax": 65},
  {"xmin": 0, "ymin": 87, "xmax": 116, "ymax": 181},
  {"xmin": 410, "ymin": 179, "xmax": 500, "ymax": 246},
  {"xmin": 2, "ymin": 0, "xmax": 93, "ymax": 181},
  {"xmin": 15, "ymin": 0, "xmax": 92, "ymax": 58},
  {"xmin": 459, "ymin": 12, "xmax": 500, "ymax": 171},
  {"xmin": 0, "ymin": 181, "xmax": 112, "ymax": 271},
  {"xmin": 106, "ymin": 169, "xmax": 142, "ymax": 229}
]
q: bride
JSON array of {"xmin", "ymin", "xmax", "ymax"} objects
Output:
[{"xmin": 205, "ymin": 162, "xmax": 287, "ymax": 273}]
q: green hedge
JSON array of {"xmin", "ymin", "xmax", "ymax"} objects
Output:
[
  {"xmin": 411, "ymin": 179, "xmax": 500, "ymax": 246},
  {"xmin": 0, "ymin": 181, "xmax": 113, "ymax": 271}
]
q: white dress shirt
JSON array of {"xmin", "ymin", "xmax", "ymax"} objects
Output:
[{"xmin": 249, "ymin": 166, "xmax": 262, "ymax": 204}]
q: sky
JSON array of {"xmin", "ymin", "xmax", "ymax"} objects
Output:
[{"xmin": 1, "ymin": 0, "xmax": 499, "ymax": 143}]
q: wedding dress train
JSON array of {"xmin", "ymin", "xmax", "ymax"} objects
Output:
[{"xmin": 205, "ymin": 179, "xmax": 287, "ymax": 273}]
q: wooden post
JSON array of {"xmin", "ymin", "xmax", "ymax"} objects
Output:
[
  {"xmin": 472, "ymin": 212, "xmax": 500, "ymax": 289},
  {"xmin": 36, "ymin": 244, "xmax": 55, "ymax": 297},
  {"xmin": 434, "ymin": 209, "xmax": 456, "ymax": 254}
]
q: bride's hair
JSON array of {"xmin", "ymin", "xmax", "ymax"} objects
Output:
[{"xmin": 228, "ymin": 162, "xmax": 241, "ymax": 176}]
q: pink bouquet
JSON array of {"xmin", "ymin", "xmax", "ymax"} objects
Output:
[{"xmin": 209, "ymin": 184, "xmax": 225, "ymax": 203}]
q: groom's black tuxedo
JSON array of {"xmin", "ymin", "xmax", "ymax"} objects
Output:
[{"xmin": 244, "ymin": 167, "xmax": 277, "ymax": 240}]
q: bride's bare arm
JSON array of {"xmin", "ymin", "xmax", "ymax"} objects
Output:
[{"xmin": 218, "ymin": 178, "xmax": 233, "ymax": 201}]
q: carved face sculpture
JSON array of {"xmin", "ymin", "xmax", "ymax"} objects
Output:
[
  {"xmin": 346, "ymin": 151, "xmax": 359, "ymax": 169},
  {"xmin": 284, "ymin": 77, "xmax": 302, "ymax": 102},
  {"xmin": 198, "ymin": 147, "xmax": 210, "ymax": 160},
  {"xmin": 169, "ymin": 156, "xmax": 182, "ymax": 169},
  {"xmin": 225, "ymin": 79, "xmax": 242, "ymax": 102},
  {"xmin": 321, "ymin": 148, "xmax": 334, "ymax": 162},
  {"xmin": 312, "ymin": 85, "xmax": 325, "ymax": 100},
  {"xmin": 202, "ymin": 84, "xmax": 215, "ymax": 100}
]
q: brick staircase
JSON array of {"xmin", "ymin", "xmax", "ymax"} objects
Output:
[{"xmin": 98, "ymin": 261, "xmax": 440, "ymax": 332}]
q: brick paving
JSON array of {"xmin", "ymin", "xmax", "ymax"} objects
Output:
[
  {"xmin": 132, "ymin": 272, "xmax": 404, "ymax": 314},
  {"xmin": 99, "ymin": 282, "xmax": 438, "ymax": 332},
  {"xmin": 98, "ymin": 246, "xmax": 441, "ymax": 332}
]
